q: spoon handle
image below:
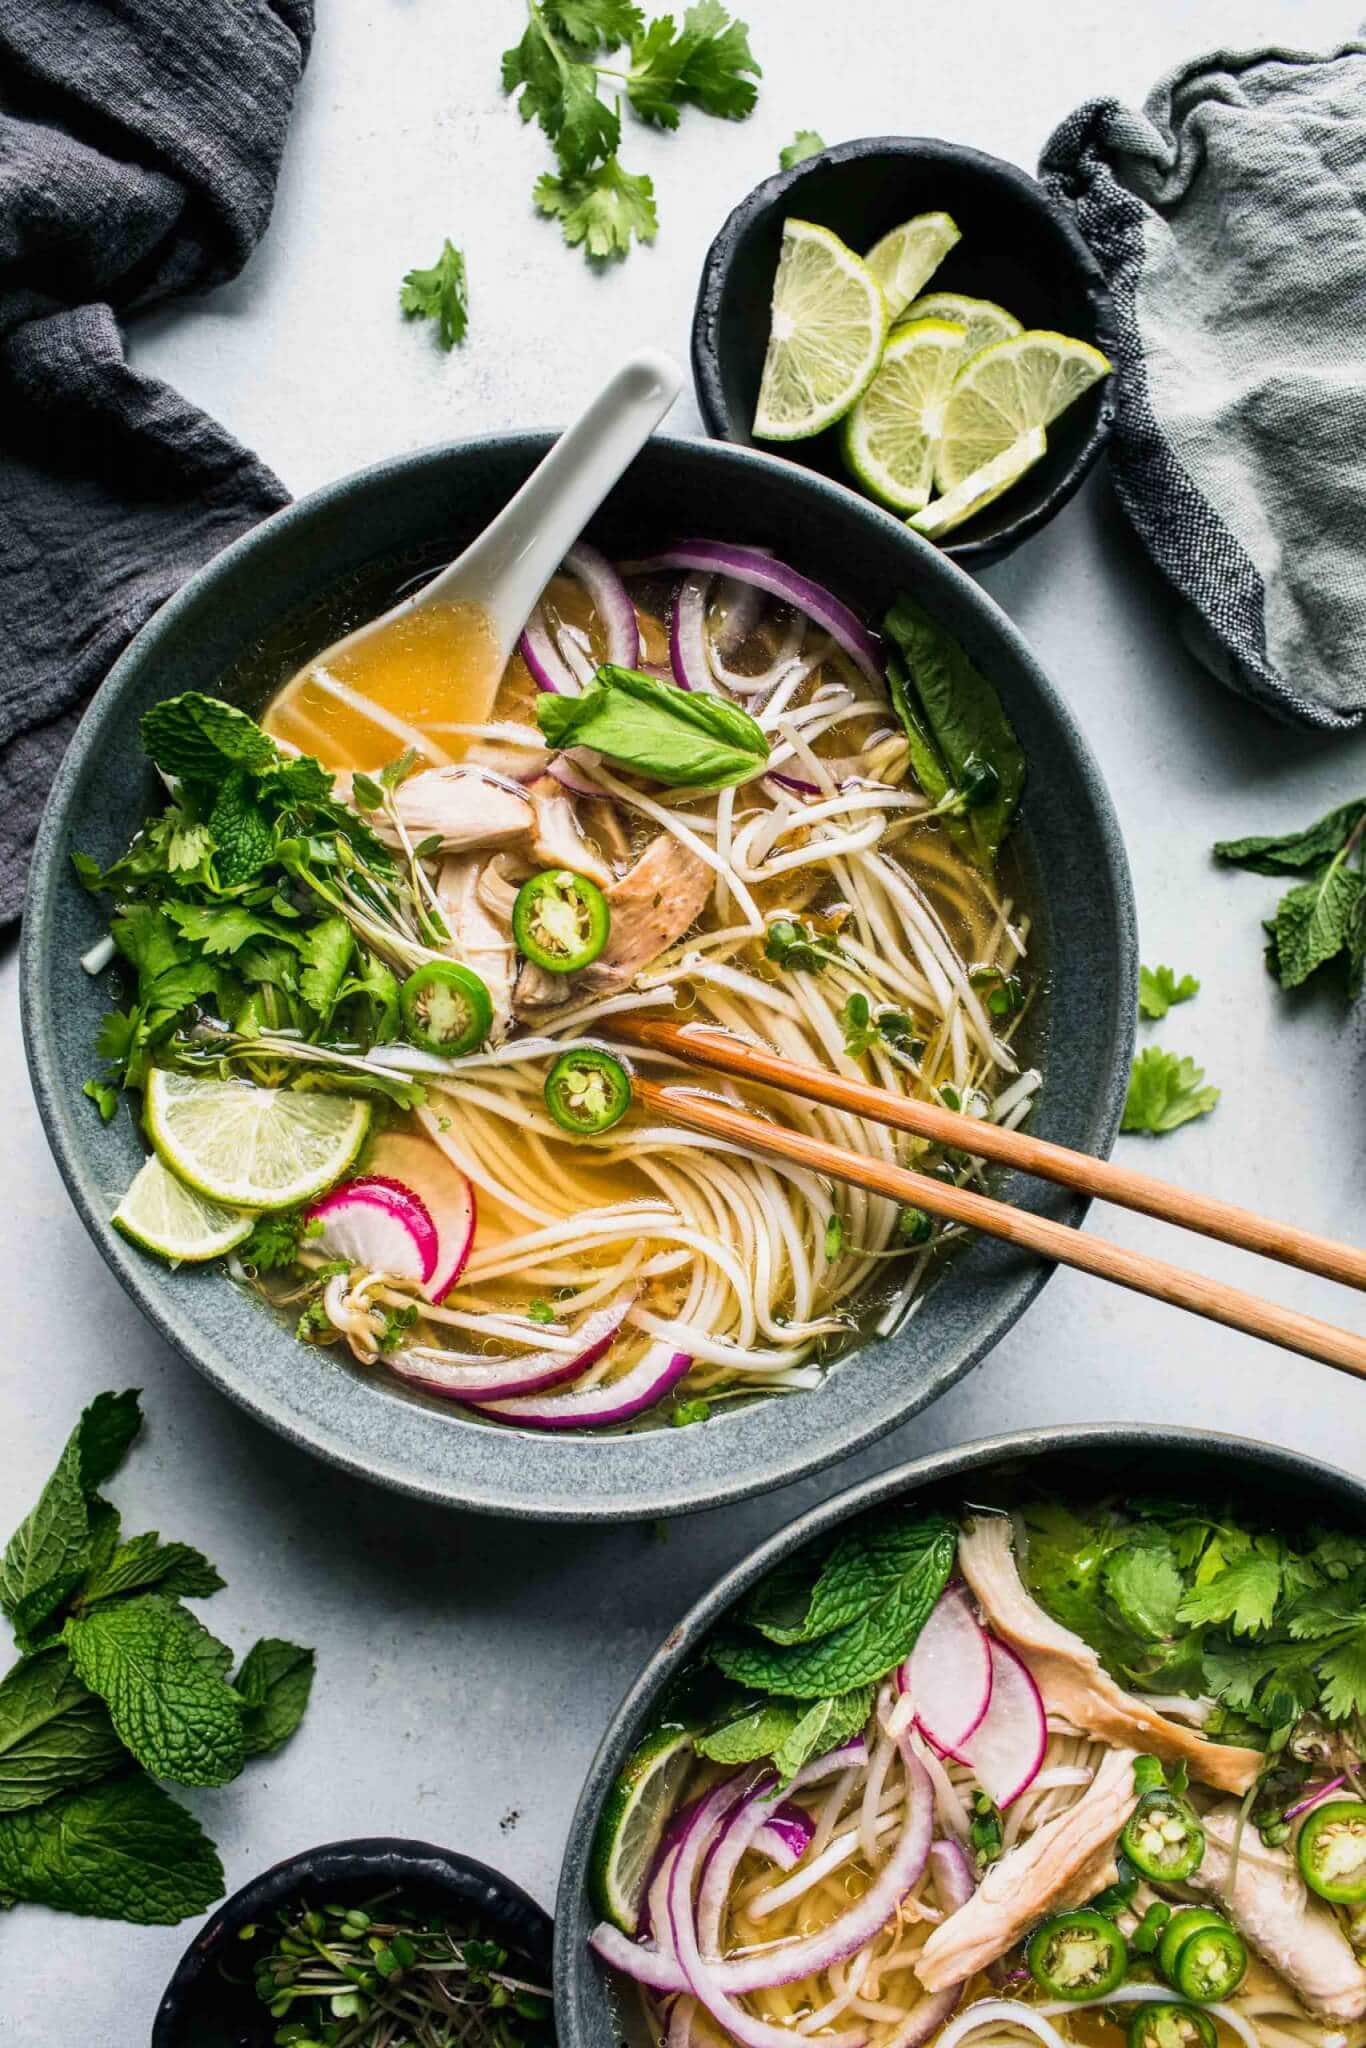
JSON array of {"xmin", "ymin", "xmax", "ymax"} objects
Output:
[{"xmin": 424, "ymin": 349, "xmax": 683, "ymax": 655}]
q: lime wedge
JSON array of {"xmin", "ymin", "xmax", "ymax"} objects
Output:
[
  {"xmin": 145, "ymin": 1069, "xmax": 369, "ymax": 1211},
  {"xmin": 753, "ymin": 220, "xmax": 888, "ymax": 442},
  {"xmin": 910, "ymin": 427, "xmax": 1047, "ymax": 539},
  {"xmin": 113, "ymin": 1155, "xmax": 253, "ymax": 1264},
  {"xmin": 864, "ymin": 212, "xmax": 960, "ymax": 321},
  {"xmin": 590, "ymin": 1725, "xmax": 696, "ymax": 1934},
  {"xmin": 842, "ymin": 319, "xmax": 969, "ymax": 513},
  {"xmin": 899, "ymin": 291, "xmax": 1022, "ymax": 356},
  {"xmin": 935, "ymin": 330, "xmax": 1110, "ymax": 492}
]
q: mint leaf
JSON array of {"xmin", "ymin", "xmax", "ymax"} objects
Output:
[
  {"xmin": 1138, "ymin": 965, "xmax": 1199, "ymax": 1020},
  {"xmin": 780, "ymin": 128, "xmax": 824, "ymax": 170},
  {"xmin": 0, "ymin": 1650, "xmax": 124, "ymax": 1812},
  {"xmin": 1265, "ymin": 862, "xmax": 1364, "ymax": 991},
  {"xmin": 64, "ymin": 1596, "xmax": 245, "ymax": 1788},
  {"xmin": 772, "ymin": 1686, "xmax": 873, "ymax": 1779},
  {"xmin": 75, "ymin": 1391, "xmax": 142, "ymax": 1493},
  {"xmin": 713, "ymin": 1514, "xmax": 955, "ymax": 1698},
  {"xmin": 207, "ymin": 769, "xmax": 275, "ymax": 886},
  {"xmin": 534, "ymin": 158, "xmax": 658, "ymax": 260},
  {"xmin": 697, "ymin": 1698, "xmax": 800, "ymax": 1764},
  {"xmin": 141, "ymin": 694, "xmax": 279, "ymax": 784},
  {"xmin": 1, "ymin": 1427, "xmax": 90, "ymax": 1632},
  {"xmin": 0, "ymin": 1771, "xmax": 223, "ymax": 1924},
  {"xmin": 79, "ymin": 1534, "xmax": 225, "ymax": 1607},
  {"xmin": 235, "ymin": 1638, "xmax": 315, "ymax": 1757},
  {"xmin": 400, "ymin": 239, "xmax": 470, "ymax": 351},
  {"xmin": 1122, "ymin": 1047, "xmax": 1219, "ymax": 1136},
  {"xmin": 1214, "ymin": 801, "xmax": 1366, "ymax": 875}
]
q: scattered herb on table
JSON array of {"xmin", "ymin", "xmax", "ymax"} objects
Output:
[
  {"xmin": 1121, "ymin": 1046, "xmax": 1219, "ymax": 1136},
  {"xmin": 1019, "ymin": 1495, "xmax": 1366, "ymax": 1747},
  {"xmin": 1138, "ymin": 965, "xmax": 1200, "ymax": 1020},
  {"xmin": 401, "ymin": 239, "xmax": 470, "ymax": 350},
  {"xmin": 1214, "ymin": 799, "xmax": 1366, "ymax": 998},
  {"xmin": 250, "ymin": 1892, "xmax": 552, "ymax": 2047},
  {"xmin": 779, "ymin": 128, "xmax": 824, "ymax": 170},
  {"xmin": 501, "ymin": 1, "xmax": 761, "ymax": 262},
  {"xmin": 0, "ymin": 1391, "xmax": 313, "ymax": 1924}
]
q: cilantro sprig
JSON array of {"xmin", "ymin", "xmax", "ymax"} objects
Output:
[
  {"xmin": 1122, "ymin": 960, "xmax": 1218, "ymax": 1136},
  {"xmin": 0, "ymin": 1391, "xmax": 313, "ymax": 1924},
  {"xmin": 502, "ymin": 0, "xmax": 761, "ymax": 262},
  {"xmin": 1215, "ymin": 798, "xmax": 1366, "ymax": 1000},
  {"xmin": 400, "ymin": 239, "xmax": 470, "ymax": 350}
]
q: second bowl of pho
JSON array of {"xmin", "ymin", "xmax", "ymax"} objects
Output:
[{"xmin": 22, "ymin": 434, "xmax": 1134, "ymax": 1516}]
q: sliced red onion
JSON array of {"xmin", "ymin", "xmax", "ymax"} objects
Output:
[
  {"xmin": 667, "ymin": 1997, "xmax": 698, "ymax": 2048},
  {"xmin": 752, "ymin": 1801, "xmax": 815, "ymax": 1870},
  {"xmin": 371, "ymin": 1129, "xmax": 476, "ymax": 1300},
  {"xmin": 633, "ymin": 543, "xmax": 882, "ymax": 686},
  {"xmin": 696, "ymin": 1741, "xmax": 869, "ymax": 1961},
  {"xmin": 520, "ymin": 607, "xmax": 582, "ymax": 695},
  {"xmin": 466, "ymin": 1341, "xmax": 692, "ymax": 1429},
  {"xmin": 878, "ymin": 1841, "xmax": 977, "ymax": 2048},
  {"xmin": 669, "ymin": 574, "xmax": 712, "ymax": 693},
  {"xmin": 566, "ymin": 542, "xmax": 640, "ymax": 668},
  {"xmin": 387, "ymin": 1293, "xmax": 633, "ymax": 1401},
  {"xmin": 304, "ymin": 1176, "xmax": 437, "ymax": 1288},
  {"xmin": 546, "ymin": 748, "xmax": 608, "ymax": 800},
  {"xmin": 932, "ymin": 2001, "xmax": 1071, "ymax": 2048},
  {"xmin": 713, "ymin": 574, "xmax": 765, "ymax": 657},
  {"xmin": 930, "ymin": 1835, "xmax": 975, "ymax": 1911},
  {"xmin": 591, "ymin": 1917, "xmax": 691, "ymax": 1995},
  {"xmin": 902, "ymin": 1584, "xmax": 994, "ymax": 1757},
  {"xmin": 955, "ymin": 1638, "xmax": 1047, "ymax": 1809},
  {"xmin": 766, "ymin": 770, "xmax": 821, "ymax": 797},
  {"xmin": 1285, "ymin": 1774, "xmax": 1348, "ymax": 1820}
]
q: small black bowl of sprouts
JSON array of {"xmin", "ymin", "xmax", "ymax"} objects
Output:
[{"xmin": 152, "ymin": 1836, "xmax": 554, "ymax": 2048}]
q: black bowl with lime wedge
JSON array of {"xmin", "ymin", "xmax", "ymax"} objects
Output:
[{"xmin": 692, "ymin": 136, "xmax": 1117, "ymax": 564}]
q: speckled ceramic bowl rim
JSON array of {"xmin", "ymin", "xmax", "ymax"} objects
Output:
[
  {"xmin": 21, "ymin": 430, "xmax": 1135, "ymax": 1519},
  {"xmin": 691, "ymin": 135, "xmax": 1118, "ymax": 564},
  {"xmin": 152, "ymin": 1835, "xmax": 553, "ymax": 2047},
  {"xmin": 553, "ymin": 1422, "xmax": 1366, "ymax": 2046}
]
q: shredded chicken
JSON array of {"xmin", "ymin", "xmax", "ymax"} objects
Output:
[
  {"xmin": 1192, "ymin": 1802, "xmax": 1366, "ymax": 2022},
  {"xmin": 515, "ymin": 833, "xmax": 711, "ymax": 1015},
  {"xmin": 914, "ymin": 1747, "xmax": 1140, "ymax": 1992},
  {"xmin": 527, "ymin": 776, "xmax": 613, "ymax": 888},
  {"xmin": 361, "ymin": 766, "xmax": 532, "ymax": 854},
  {"xmin": 958, "ymin": 1518, "xmax": 1263, "ymax": 1795},
  {"xmin": 436, "ymin": 856, "xmax": 518, "ymax": 1042}
]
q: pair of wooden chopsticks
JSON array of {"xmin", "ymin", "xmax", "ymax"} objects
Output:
[{"xmin": 606, "ymin": 1017, "xmax": 1366, "ymax": 1378}]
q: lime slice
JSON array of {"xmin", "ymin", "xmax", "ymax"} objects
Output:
[
  {"xmin": 590, "ymin": 1725, "xmax": 696, "ymax": 1934},
  {"xmin": 935, "ymin": 330, "xmax": 1111, "ymax": 492},
  {"xmin": 753, "ymin": 220, "xmax": 888, "ymax": 442},
  {"xmin": 145, "ymin": 1069, "xmax": 369, "ymax": 1210},
  {"xmin": 864, "ymin": 212, "xmax": 960, "ymax": 321},
  {"xmin": 113, "ymin": 1155, "xmax": 253, "ymax": 1264},
  {"xmin": 910, "ymin": 427, "xmax": 1047, "ymax": 539},
  {"xmin": 842, "ymin": 319, "xmax": 969, "ymax": 513},
  {"xmin": 899, "ymin": 291, "xmax": 1022, "ymax": 356}
]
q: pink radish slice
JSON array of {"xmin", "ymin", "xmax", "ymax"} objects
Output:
[
  {"xmin": 902, "ymin": 1583, "xmax": 994, "ymax": 1756},
  {"xmin": 955, "ymin": 1637, "xmax": 1047, "ymax": 1809},
  {"xmin": 384, "ymin": 1293, "xmax": 634, "ymax": 1401},
  {"xmin": 467, "ymin": 1343, "xmax": 692, "ymax": 1429},
  {"xmin": 304, "ymin": 1176, "xmax": 437, "ymax": 1285},
  {"xmin": 367, "ymin": 1129, "xmax": 476, "ymax": 1300}
]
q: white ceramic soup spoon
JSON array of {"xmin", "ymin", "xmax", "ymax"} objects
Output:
[{"xmin": 275, "ymin": 350, "xmax": 683, "ymax": 733}]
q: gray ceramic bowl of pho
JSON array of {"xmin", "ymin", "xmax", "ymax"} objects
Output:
[
  {"xmin": 557, "ymin": 1425, "xmax": 1366, "ymax": 2048},
  {"xmin": 21, "ymin": 433, "xmax": 1133, "ymax": 1517}
]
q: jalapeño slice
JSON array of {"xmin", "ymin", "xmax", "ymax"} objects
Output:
[
  {"xmin": 545, "ymin": 1048, "xmax": 632, "ymax": 1136},
  {"xmin": 513, "ymin": 869, "xmax": 610, "ymax": 974},
  {"xmin": 1297, "ymin": 1798, "xmax": 1366, "ymax": 1904},
  {"xmin": 1026, "ymin": 1909, "xmax": 1128, "ymax": 2001},
  {"xmin": 1128, "ymin": 2005, "xmax": 1218, "ymax": 2048},
  {"xmin": 1122, "ymin": 1789, "xmax": 1206, "ymax": 1883},
  {"xmin": 1158, "ymin": 1908, "xmax": 1248, "ymax": 2002},
  {"xmin": 399, "ymin": 961, "xmax": 493, "ymax": 1055}
]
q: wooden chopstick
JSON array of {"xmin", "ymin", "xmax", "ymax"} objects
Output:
[
  {"xmin": 612, "ymin": 1017, "xmax": 1366, "ymax": 1293},
  {"xmin": 626, "ymin": 1075, "xmax": 1366, "ymax": 1379}
]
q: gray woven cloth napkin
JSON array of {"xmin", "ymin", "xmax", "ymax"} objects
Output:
[
  {"xmin": 1041, "ymin": 35, "xmax": 1366, "ymax": 735},
  {"xmin": 0, "ymin": 0, "xmax": 314, "ymax": 926}
]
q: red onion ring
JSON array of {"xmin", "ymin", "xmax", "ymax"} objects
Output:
[
  {"xmin": 877, "ymin": 1841, "xmax": 976, "ymax": 2048},
  {"xmin": 1285, "ymin": 1774, "xmax": 1348, "ymax": 1820},
  {"xmin": 632, "ymin": 543, "xmax": 882, "ymax": 686},
  {"xmin": 465, "ymin": 1341, "xmax": 692, "ymax": 1428},
  {"xmin": 566, "ymin": 541, "xmax": 640, "ymax": 668},
  {"xmin": 752, "ymin": 1801, "xmax": 815, "ymax": 1870},
  {"xmin": 669, "ymin": 573, "xmax": 712, "ymax": 693},
  {"xmin": 387, "ymin": 1294, "xmax": 634, "ymax": 1400},
  {"xmin": 696, "ymin": 1742, "xmax": 868, "ymax": 1964}
]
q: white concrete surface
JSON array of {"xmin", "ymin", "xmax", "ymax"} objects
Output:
[{"xmin": 2, "ymin": 1, "xmax": 1364, "ymax": 2037}]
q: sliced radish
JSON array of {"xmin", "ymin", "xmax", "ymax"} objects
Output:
[
  {"xmin": 304, "ymin": 1176, "xmax": 437, "ymax": 1285},
  {"xmin": 955, "ymin": 1637, "xmax": 1047, "ymax": 1809},
  {"xmin": 467, "ymin": 1342, "xmax": 692, "ymax": 1429},
  {"xmin": 385, "ymin": 1293, "xmax": 634, "ymax": 1401},
  {"xmin": 368, "ymin": 1128, "xmax": 476, "ymax": 1300},
  {"xmin": 902, "ymin": 1583, "xmax": 994, "ymax": 1757}
]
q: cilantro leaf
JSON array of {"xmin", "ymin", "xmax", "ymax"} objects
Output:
[
  {"xmin": 534, "ymin": 156, "xmax": 658, "ymax": 259},
  {"xmin": 1121, "ymin": 1046, "xmax": 1219, "ymax": 1135},
  {"xmin": 1318, "ymin": 1635, "xmax": 1366, "ymax": 1721},
  {"xmin": 239, "ymin": 1207, "xmax": 306, "ymax": 1273},
  {"xmin": 628, "ymin": 2, "xmax": 760, "ymax": 122},
  {"xmin": 64, "ymin": 1596, "xmax": 245, "ymax": 1788},
  {"xmin": 0, "ymin": 1649, "xmax": 124, "ymax": 1813},
  {"xmin": 162, "ymin": 901, "xmax": 280, "ymax": 957},
  {"xmin": 82, "ymin": 1079, "xmax": 119, "ymax": 1122},
  {"xmin": 1214, "ymin": 801, "xmax": 1366, "ymax": 875},
  {"xmin": 779, "ymin": 128, "xmax": 825, "ymax": 170},
  {"xmin": 400, "ymin": 239, "xmax": 470, "ymax": 351},
  {"xmin": 1102, "ymin": 1542, "xmax": 1185, "ymax": 1641},
  {"xmin": 1138, "ymin": 965, "xmax": 1199, "ymax": 1020},
  {"xmin": 0, "ymin": 1771, "xmax": 224, "ymax": 1924},
  {"xmin": 1176, "ymin": 1551, "xmax": 1282, "ymax": 1634},
  {"xmin": 297, "ymin": 916, "xmax": 355, "ymax": 1022},
  {"xmin": 546, "ymin": 0, "xmax": 644, "ymax": 45},
  {"xmin": 234, "ymin": 1638, "xmax": 316, "ymax": 1757}
]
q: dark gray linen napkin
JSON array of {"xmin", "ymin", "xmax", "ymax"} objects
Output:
[
  {"xmin": 1041, "ymin": 35, "xmax": 1366, "ymax": 735},
  {"xmin": 0, "ymin": 0, "xmax": 314, "ymax": 925}
]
